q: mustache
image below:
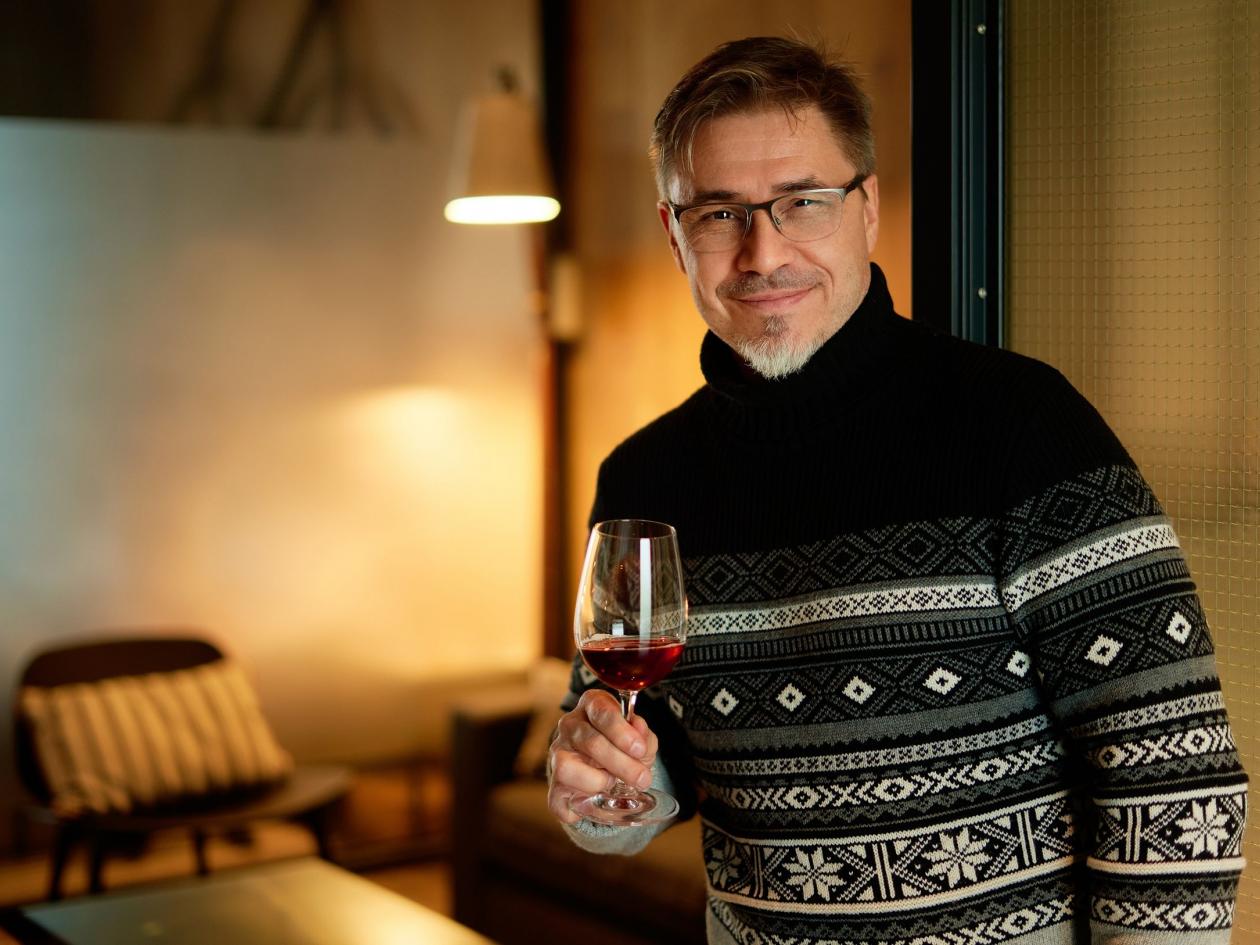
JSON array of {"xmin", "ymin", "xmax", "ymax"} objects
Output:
[{"xmin": 718, "ymin": 270, "xmax": 818, "ymax": 299}]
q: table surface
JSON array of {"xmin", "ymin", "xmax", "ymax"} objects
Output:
[{"xmin": 2, "ymin": 857, "xmax": 496, "ymax": 945}]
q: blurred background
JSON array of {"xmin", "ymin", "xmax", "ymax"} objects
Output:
[{"xmin": 0, "ymin": 0, "xmax": 1254, "ymax": 941}]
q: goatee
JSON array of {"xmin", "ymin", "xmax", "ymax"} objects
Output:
[{"xmin": 735, "ymin": 317, "xmax": 823, "ymax": 380}]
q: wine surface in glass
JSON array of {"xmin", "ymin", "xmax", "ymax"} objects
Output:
[{"xmin": 580, "ymin": 636, "xmax": 684, "ymax": 692}]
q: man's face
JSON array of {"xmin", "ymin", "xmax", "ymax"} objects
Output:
[{"xmin": 657, "ymin": 105, "xmax": 880, "ymax": 379}]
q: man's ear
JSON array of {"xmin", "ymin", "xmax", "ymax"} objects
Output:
[
  {"xmin": 858, "ymin": 174, "xmax": 880, "ymax": 255},
  {"xmin": 658, "ymin": 202, "xmax": 688, "ymax": 274}
]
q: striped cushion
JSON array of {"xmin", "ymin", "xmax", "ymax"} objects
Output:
[{"xmin": 20, "ymin": 660, "xmax": 293, "ymax": 816}]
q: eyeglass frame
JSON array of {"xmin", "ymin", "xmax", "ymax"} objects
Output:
[{"xmin": 667, "ymin": 174, "xmax": 869, "ymax": 252}]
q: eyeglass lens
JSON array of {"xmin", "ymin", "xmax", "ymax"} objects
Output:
[{"xmin": 679, "ymin": 190, "xmax": 849, "ymax": 252}]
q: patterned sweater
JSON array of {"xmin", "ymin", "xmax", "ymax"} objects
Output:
[{"xmin": 565, "ymin": 264, "xmax": 1247, "ymax": 945}]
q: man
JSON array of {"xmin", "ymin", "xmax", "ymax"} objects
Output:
[{"xmin": 547, "ymin": 36, "xmax": 1247, "ymax": 945}]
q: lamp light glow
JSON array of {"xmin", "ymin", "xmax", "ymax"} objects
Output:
[{"xmin": 443, "ymin": 195, "xmax": 560, "ymax": 225}]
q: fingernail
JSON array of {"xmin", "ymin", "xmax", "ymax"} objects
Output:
[
  {"xmin": 636, "ymin": 769, "xmax": 652, "ymax": 789},
  {"xmin": 630, "ymin": 740, "xmax": 645, "ymax": 758}
]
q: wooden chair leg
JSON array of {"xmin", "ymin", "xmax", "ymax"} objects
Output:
[
  {"xmin": 192, "ymin": 828, "xmax": 209, "ymax": 875},
  {"xmin": 48, "ymin": 823, "xmax": 77, "ymax": 901},
  {"xmin": 13, "ymin": 809, "xmax": 30, "ymax": 858},
  {"xmin": 87, "ymin": 831, "xmax": 107, "ymax": 895}
]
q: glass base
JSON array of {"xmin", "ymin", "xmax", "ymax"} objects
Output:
[{"xmin": 569, "ymin": 787, "xmax": 680, "ymax": 827}]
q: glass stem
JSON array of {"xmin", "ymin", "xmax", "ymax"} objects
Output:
[
  {"xmin": 619, "ymin": 689, "xmax": 638, "ymax": 721},
  {"xmin": 609, "ymin": 690, "xmax": 641, "ymax": 799}
]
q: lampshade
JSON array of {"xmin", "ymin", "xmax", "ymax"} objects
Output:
[{"xmin": 444, "ymin": 78, "xmax": 560, "ymax": 225}]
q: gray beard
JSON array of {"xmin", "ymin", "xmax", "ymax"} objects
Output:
[{"xmin": 734, "ymin": 316, "xmax": 824, "ymax": 380}]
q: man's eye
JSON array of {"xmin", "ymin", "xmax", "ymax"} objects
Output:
[
  {"xmin": 700, "ymin": 207, "xmax": 740, "ymax": 222},
  {"xmin": 787, "ymin": 196, "xmax": 826, "ymax": 210}
]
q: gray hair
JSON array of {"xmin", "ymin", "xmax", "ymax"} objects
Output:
[{"xmin": 651, "ymin": 36, "xmax": 875, "ymax": 200}]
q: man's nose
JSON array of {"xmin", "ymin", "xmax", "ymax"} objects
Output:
[{"xmin": 737, "ymin": 207, "xmax": 794, "ymax": 273}]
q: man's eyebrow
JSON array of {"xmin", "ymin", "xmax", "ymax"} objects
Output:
[
  {"xmin": 684, "ymin": 176, "xmax": 829, "ymax": 204},
  {"xmin": 686, "ymin": 187, "xmax": 740, "ymax": 204},
  {"xmin": 776, "ymin": 176, "xmax": 827, "ymax": 193}
]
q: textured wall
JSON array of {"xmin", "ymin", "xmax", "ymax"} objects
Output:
[{"xmin": 1007, "ymin": 0, "xmax": 1259, "ymax": 931}]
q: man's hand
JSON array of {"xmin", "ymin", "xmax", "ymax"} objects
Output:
[{"xmin": 547, "ymin": 689, "xmax": 659, "ymax": 825}]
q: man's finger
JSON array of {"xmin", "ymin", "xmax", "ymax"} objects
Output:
[
  {"xmin": 567, "ymin": 725, "xmax": 653, "ymax": 789},
  {"xmin": 551, "ymin": 748, "xmax": 616, "ymax": 795},
  {"xmin": 547, "ymin": 784, "xmax": 584, "ymax": 825},
  {"xmin": 578, "ymin": 690, "xmax": 649, "ymax": 759},
  {"xmin": 630, "ymin": 715, "xmax": 660, "ymax": 762}
]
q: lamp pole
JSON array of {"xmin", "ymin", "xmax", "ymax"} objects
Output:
[{"xmin": 533, "ymin": 230, "xmax": 572, "ymax": 660}]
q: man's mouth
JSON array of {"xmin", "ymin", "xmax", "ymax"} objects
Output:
[{"xmin": 732, "ymin": 287, "xmax": 813, "ymax": 311}]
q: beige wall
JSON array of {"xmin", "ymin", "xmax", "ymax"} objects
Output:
[
  {"xmin": 564, "ymin": 1, "xmax": 913, "ymax": 592},
  {"xmin": 0, "ymin": 1, "xmax": 916, "ymax": 850},
  {"xmin": 0, "ymin": 0, "xmax": 545, "ymax": 849}
]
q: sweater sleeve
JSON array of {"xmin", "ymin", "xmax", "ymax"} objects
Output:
[
  {"xmin": 561, "ymin": 755, "xmax": 678, "ymax": 855},
  {"xmin": 997, "ymin": 367, "xmax": 1247, "ymax": 944}
]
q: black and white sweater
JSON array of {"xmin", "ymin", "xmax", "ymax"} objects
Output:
[{"xmin": 565, "ymin": 264, "xmax": 1247, "ymax": 945}]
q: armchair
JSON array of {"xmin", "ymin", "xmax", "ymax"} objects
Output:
[{"xmin": 14, "ymin": 634, "xmax": 352, "ymax": 900}]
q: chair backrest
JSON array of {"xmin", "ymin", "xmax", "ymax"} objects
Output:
[{"xmin": 14, "ymin": 634, "xmax": 225, "ymax": 802}]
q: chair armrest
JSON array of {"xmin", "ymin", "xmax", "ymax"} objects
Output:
[
  {"xmin": 450, "ymin": 688, "xmax": 534, "ymax": 793},
  {"xmin": 449, "ymin": 686, "xmax": 534, "ymax": 925}
]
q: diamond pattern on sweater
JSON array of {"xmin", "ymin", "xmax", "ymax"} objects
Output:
[
  {"xmin": 712, "ymin": 688, "xmax": 739, "ymax": 716},
  {"xmin": 924, "ymin": 667, "xmax": 962, "ymax": 695},
  {"xmin": 1167, "ymin": 612, "xmax": 1192, "ymax": 644},
  {"xmin": 1033, "ymin": 596, "xmax": 1215, "ymax": 695},
  {"xmin": 1086, "ymin": 635, "xmax": 1123, "ymax": 667},
  {"xmin": 1001, "ymin": 465, "xmax": 1164, "ymax": 568},
  {"xmin": 777, "ymin": 684, "xmax": 806, "ymax": 711},
  {"xmin": 686, "ymin": 519, "xmax": 1000, "ymax": 606},
  {"xmin": 668, "ymin": 695, "xmax": 684, "ymax": 719},
  {"xmin": 676, "ymin": 644, "xmax": 1036, "ymax": 731},
  {"xmin": 843, "ymin": 676, "xmax": 875, "ymax": 704}
]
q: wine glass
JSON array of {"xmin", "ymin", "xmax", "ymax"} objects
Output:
[{"xmin": 570, "ymin": 519, "xmax": 687, "ymax": 826}]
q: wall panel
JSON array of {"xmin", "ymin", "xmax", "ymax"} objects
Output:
[{"xmin": 1007, "ymin": 0, "xmax": 1259, "ymax": 931}]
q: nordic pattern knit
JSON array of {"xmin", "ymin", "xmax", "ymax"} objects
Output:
[{"xmin": 564, "ymin": 264, "xmax": 1248, "ymax": 945}]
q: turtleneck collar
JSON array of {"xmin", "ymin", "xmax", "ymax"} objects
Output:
[{"xmin": 697, "ymin": 262, "xmax": 902, "ymax": 442}]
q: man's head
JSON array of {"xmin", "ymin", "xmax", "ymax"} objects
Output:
[{"xmin": 652, "ymin": 37, "xmax": 880, "ymax": 379}]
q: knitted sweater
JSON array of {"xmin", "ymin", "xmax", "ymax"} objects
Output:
[{"xmin": 564, "ymin": 264, "xmax": 1247, "ymax": 945}]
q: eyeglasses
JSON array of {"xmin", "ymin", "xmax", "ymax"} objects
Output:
[{"xmin": 669, "ymin": 175, "xmax": 867, "ymax": 253}]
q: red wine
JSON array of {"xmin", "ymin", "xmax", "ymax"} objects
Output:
[{"xmin": 580, "ymin": 636, "xmax": 684, "ymax": 691}]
